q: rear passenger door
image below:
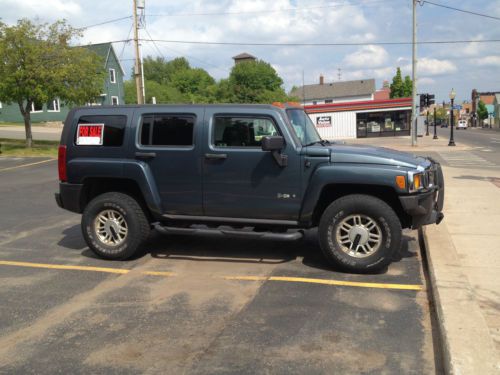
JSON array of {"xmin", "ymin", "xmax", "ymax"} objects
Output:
[{"xmin": 132, "ymin": 108, "xmax": 204, "ymax": 215}]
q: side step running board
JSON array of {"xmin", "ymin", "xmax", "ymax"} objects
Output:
[{"xmin": 154, "ymin": 224, "xmax": 303, "ymax": 241}]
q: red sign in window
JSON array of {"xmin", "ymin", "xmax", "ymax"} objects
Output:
[{"xmin": 76, "ymin": 124, "xmax": 104, "ymax": 145}]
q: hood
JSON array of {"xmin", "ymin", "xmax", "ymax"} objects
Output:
[{"xmin": 313, "ymin": 144, "xmax": 429, "ymax": 169}]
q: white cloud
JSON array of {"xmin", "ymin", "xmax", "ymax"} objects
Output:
[
  {"xmin": 471, "ymin": 55, "xmax": 500, "ymax": 66},
  {"xmin": 419, "ymin": 77, "xmax": 436, "ymax": 85},
  {"xmin": 418, "ymin": 58, "xmax": 457, "ymax": 76},
  {"xmin": 343, "ymin": 45, "xmax": 389, "ymax": 68},
  {"xmin": 1, "ymin": 0, "xmax": 81, "ymax": 20}
]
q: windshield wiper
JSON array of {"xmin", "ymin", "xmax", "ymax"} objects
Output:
[{"xmin": 304, "ymin": 139, "xmax": 330, "ymax": 147}]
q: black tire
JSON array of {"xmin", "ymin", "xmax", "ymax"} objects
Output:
[
  {"xmin": 81, "ymin": 192, "xmax": 150, "ymax": 260},
  {"xmin": 318, "ymin": 194, "xmax": 402, "ymax": 273}
]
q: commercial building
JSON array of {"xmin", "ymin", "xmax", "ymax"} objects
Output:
[
  {"xmin": 292, "ymin": 76, "xmax": 411, "ymax": 139},
  {"xmin": 305, "ymin": 98, "xmax": 412, "ymax": 139}
]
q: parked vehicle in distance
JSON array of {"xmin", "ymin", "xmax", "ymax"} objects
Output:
[
  {"xmin": 457, "ymin": 119, "xmax": 467, "ymax": 130},
  {"xmin": 55, "ymin": 103, "xmax": 444, "ymax": 273}
]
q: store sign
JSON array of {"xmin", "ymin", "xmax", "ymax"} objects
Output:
[
  {"xmin": 316, "ymin": 116, "xmax": 332, "ymax": 127},
  {"xmin": 76, "ymin": 123, "xmax": 104, "ymax": 145}
]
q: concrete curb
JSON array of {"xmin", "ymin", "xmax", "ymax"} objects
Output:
[{"xmin": 420, "ymin": 225, "xmax": 499, "ymax": 374}]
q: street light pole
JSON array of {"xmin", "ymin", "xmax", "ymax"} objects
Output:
[
  {"xmin": 410, "ymin": 0, "xmax": 418, "ymax": 147},
  {"xmin": 433, "ymin": 106, "xmax": 438, "ymax": 139},
  {"xmin": 426, "ymin": 110, "xmax": 429, "ymax": 136},
  {"xmin": 448, "ymin": 88, "xmax": 456, "ymax": 146}
]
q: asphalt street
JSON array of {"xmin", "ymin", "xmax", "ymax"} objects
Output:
[
  {"xmin": 432, "ymin": 126, "xmax": 500, "ymax": 167},
  {"xmin": 0, "ymin": 157, "xmax": 441, "ymax": 374}
]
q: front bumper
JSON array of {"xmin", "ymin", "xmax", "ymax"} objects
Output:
[
  {"xmin": 399, "ymin": 161, "xmax": 445, "ymax": 229},
  {"xmin": 55, "ymin": 182, "xmax": 84, "ymax": 213}
]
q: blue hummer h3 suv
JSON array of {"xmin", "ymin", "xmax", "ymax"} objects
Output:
[{"xmin": 56, "ymin": 103, "xmax": 444, "ymax": 273}]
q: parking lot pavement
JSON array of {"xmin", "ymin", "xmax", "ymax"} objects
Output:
[{"xmin": 0, "ymin": 159, "xmax": 442, "ymax": 374}]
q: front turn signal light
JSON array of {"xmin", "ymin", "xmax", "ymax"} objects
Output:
[
  {"xmin": 396, "ymin": 175, "xmax": 406, "ymax": 189},
  {"xmin": 413, "ymin": 174, "xmax": 422, "ymax": 190}
]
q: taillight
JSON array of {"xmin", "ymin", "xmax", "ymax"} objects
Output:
[{"xmin": 58, "ymin": 145, "xmax": 67, "ymax": 182}]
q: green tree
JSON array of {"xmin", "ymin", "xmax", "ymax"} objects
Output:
[
  {"xmin": 0, "ymin": 19, "xmax": 105, "ymax": 147},
  {"xmin": 124, "ymin": 79, "xmax": 187, "ymax": 104},
  {"xmin": 477, "ymin": 100, "xmax": 488, "ymax": 121},
  {"xmin": 403, "ymin": 75, "xmax": 413, "ymax": 97},
  {"xmin": 224, "ymin": 60, "xmax": 289, "ymax": 103},
  {"xmin": 134, "ymin": 56, "xmax": 216, "ymax": 103},
  {"xmin": 390, "ymin": 67, "xmax": 404, "ymax": 98},
  {"xmin": 143, "ymin": 56, "xmax": 190, "ymax": 84}
]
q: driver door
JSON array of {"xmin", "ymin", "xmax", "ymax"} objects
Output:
[{"xmin": 202, "ymin": 109, "xmax": 302, "ymax": 221}]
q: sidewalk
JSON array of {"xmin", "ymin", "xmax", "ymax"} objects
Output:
[
  {"xmin": 347, "ymin": 134, "xmax": 500, "ymax": 373},
  {"xmin": 0, "ymin": 125, "xmax": 62, "ymax": 141},
  {"xmin": 343, "ymin": 134, "xmax": 471, "ymax": 152}
]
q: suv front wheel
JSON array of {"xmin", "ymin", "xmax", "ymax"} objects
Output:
[
  {"xmin": 318, "ymin": 194, "xmax": 402, "ymax": 273},
  {"xmin": 82, "ymin": 192, "xmax": 150, "ymax": 260}
]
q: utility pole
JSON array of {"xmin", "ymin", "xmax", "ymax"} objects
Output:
[
  {"xmin": 133, "ymin": 0, "xmax": 145, "ymax": 104},
  {"xmin": 410, "ymin": 0, "xmax": 418, "ymax": 146}
]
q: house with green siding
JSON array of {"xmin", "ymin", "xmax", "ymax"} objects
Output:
[{"xmin": 0, "ymin": 42, "xmax": 125, "ymax": 123}]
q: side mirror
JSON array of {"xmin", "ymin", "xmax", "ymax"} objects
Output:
[
  {"xmin": 261, "ymin": 136, "xmax": 287, "ymax": 167},
  {"xmin": 261, "ymin": 136, "xmax": 284, "ymax": 151}
]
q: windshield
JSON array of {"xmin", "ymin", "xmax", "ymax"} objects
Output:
[{"xmin": 286, "ymin": 109, "xmax": 322, "ymax": 146}]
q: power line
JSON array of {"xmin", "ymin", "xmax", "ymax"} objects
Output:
[
  {"xmin": 142, "ymin": 27, "xmax": 230, "ymax": 74},
  {"xmin": 77, "ymin": 16, "xmax": 132, "ymax": 30},
  {"xmin": 423, "ymin": 1, "xmax": 500, "ymax": 22},
  {"xmin": 146, "ymin": 0, "xmax": 398, "ymax": 17},
  {"xmin": 142, "ymin": 38, "xmax": 500, "ymax": 46}
]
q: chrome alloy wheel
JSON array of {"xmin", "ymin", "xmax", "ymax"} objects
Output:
[
  {"xmin": 335, "ymin": 214, "xmax": 382, "ymax": 258},
  {"xmin": 94, "ymin": 209, "xmax": 128, "ymax": 246}
]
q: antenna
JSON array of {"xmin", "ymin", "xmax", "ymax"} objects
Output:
[
  {"xmin": 302, "ymin": 70, "xmax": 308, "ymax": 147},
  {"xmin": 302, "ymin": 70, "xmax": 305, "ymax": 107}
]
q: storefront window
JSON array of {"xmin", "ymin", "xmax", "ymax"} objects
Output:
[{"xmin": 356, "ymin": 110, "xmax": 410, "ymax": 138}]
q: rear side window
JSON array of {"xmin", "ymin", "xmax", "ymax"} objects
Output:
[
  {"xmin": 140, "ymin": 114, "xmax": 195, "ymax": 146},
  {"xmin": 75, "ymin": 115, "xmax": 126, "ymax": 146}
]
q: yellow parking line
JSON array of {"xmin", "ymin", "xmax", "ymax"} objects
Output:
[
  {"xmin": 0, "ymin": 260, "xmax": 422, "ymax": 290},
  {"xmin": 0, "ymin": 260, "xmax": 129, "ymax": 274},
  {"xmin": 0, "ymin": 158, "xmax": 56, "ymax": 172},
  {"xmin": 224, "ymin": 275, "xmax": 423, "ymax": 291},
  {"xmin": 0, "ymin": 260, "xmax": 174, "ymax": 277},
  {"xmin": 142, "ymin": 270, "xmax": 175, "ymax": 277}
]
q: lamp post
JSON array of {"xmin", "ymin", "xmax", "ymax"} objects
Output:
[
  {"xmin": 426, "ymin": 110, "xmax": 430, "ymax": 136},
  {"xmin": 433, "ymin": 106, "xmax": 438, "ymax": 139},
  {"xmin": 448, "ymin": 88, "xmax": 456, "ymax": 146}
]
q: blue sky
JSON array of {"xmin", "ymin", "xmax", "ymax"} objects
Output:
[{"xmin": 1, "ymin": 0, "xmax": 499, "ymax": 103}]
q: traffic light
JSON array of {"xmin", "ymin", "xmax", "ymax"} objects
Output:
[
  {"xmin": 427, "ymin": 94, "xmax": 435, "ymax": 106},
  {"xmin": 420, "ymin": 94, "xmax": 427, "ymax": 108}
]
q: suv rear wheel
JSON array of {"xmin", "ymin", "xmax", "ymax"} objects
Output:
[
  {"xmin": 318, "ymin": 194, "xmax": 402, "ymax": 273},
  {"xmin": 82, "ymin": 192, "xmax": 150, "ymax": 260}
]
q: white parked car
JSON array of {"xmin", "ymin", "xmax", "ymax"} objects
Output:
[{"xmin": 457, "ymin": 120, "xmax": 467, "ymax": 129}]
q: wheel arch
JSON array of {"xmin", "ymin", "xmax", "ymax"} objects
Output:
[{"xmin": 311, "ymin": 184, "xmax": 411, "ymax": 228}]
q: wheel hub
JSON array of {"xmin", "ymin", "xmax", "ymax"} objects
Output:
[
  {"xmin": 348, "ymin": 225, "xmax": 369, "ymax": 246},
  {"xmin": 94, "ymin": 209, "xmax": 128, "ymax": 246},
  {"xmin": 335, "ymin": 214, "xmax": 382, "ymax": 258}
]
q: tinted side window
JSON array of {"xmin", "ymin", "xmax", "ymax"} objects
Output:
[
  {"xmin": 213, "ymin": 116, "xmax": 278, "ymax": 148},
  {"xmin": 76, "ymin": 115, "xmax": 126, "ymax": 146},
  {"xmin": 140, "ymin": 114, "xmax": 194, "ymax": 146}
]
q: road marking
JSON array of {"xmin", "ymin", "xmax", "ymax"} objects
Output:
[
  {"xmin": 223, "ymin": 275, "xmax": 423, "ymax": 291},
  {"xmin": 0, "ymin": 158, "xmax": 56, "ymax": 172},
  {"xmin": 438, "ymin": 151, "xmax": 495, "ymax": 167},
  {"xmin": 0, "ymin": 260, "xmax": 422, "ymax": 291},
  {"xmin": 0, "ymin": 260, "xmax": 175, "ymax": 277}
]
